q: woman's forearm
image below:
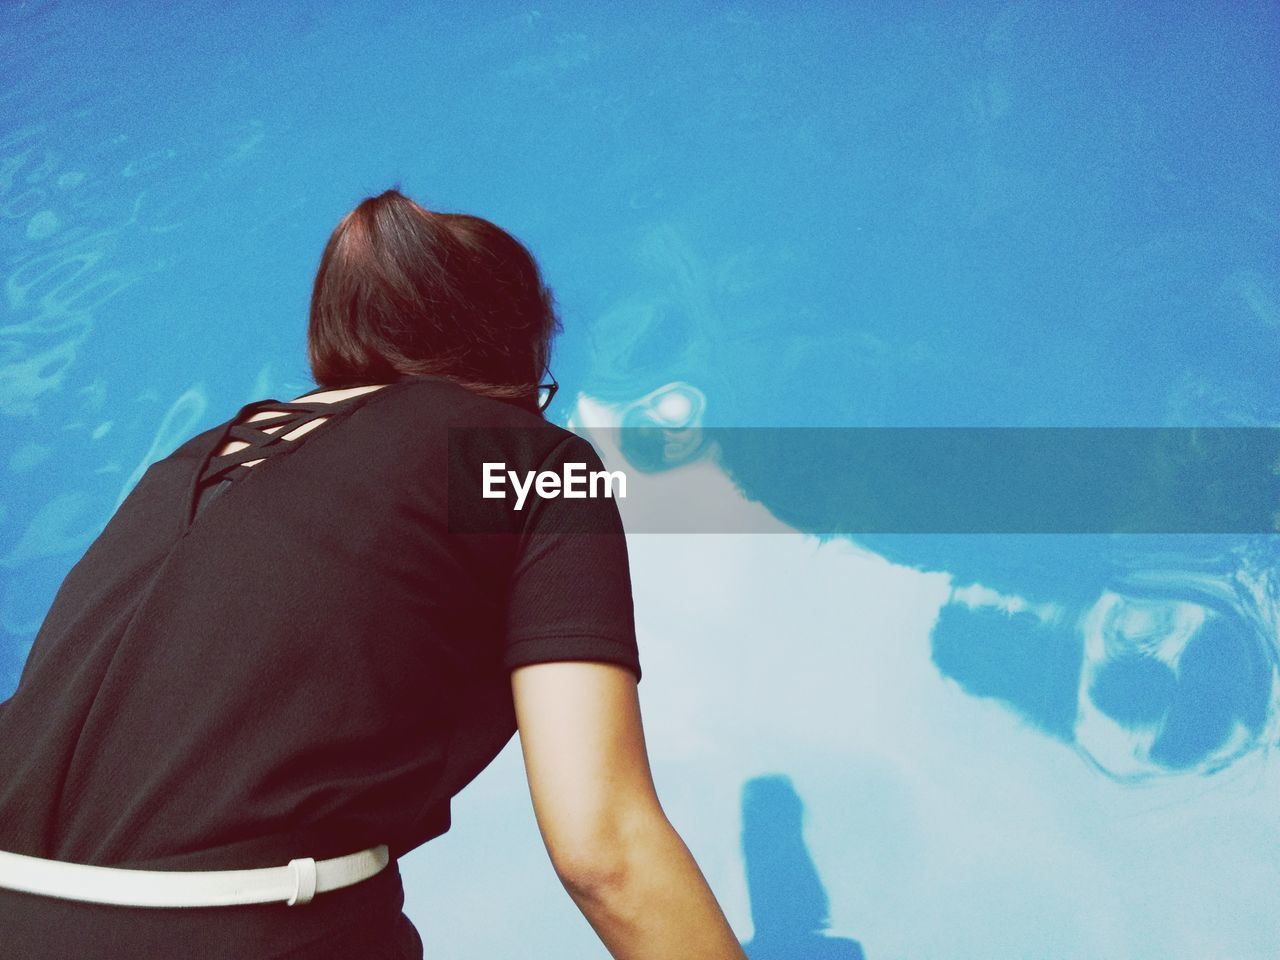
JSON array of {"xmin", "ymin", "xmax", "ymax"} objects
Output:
[{"xmin": 560, "ymin": 810, "xmax": 749, "ymax": 960}]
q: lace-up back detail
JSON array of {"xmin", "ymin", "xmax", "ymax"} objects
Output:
[{"xmin": 191, "ymin": 389, "xmax": 386, "ymax": 524}]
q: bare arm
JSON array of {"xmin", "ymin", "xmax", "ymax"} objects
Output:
[{"xmin": 511, "ymin": 660, "xmax": 748, "ymax": 960}]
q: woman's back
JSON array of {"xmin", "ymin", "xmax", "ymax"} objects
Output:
[{"xmin": 0, "ymin": 373, "xmax": 640, "ymax": 958}]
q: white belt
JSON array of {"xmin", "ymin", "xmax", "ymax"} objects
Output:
[{"xmin": 0, "ymin": 843, "xmax": 389, "ymax": 908}]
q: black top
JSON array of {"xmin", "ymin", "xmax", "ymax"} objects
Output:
[{"xmin": 0, "ymin": 374, "xmax": 641, "ymax": 959}]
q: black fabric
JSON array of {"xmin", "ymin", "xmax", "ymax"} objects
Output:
[{"xmin": 0, "ymin": 374, "xmax": 640, "ymax": 959}]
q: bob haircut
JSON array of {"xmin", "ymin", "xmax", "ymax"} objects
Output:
[{"xmin": 307, "ymin": 188, "xmax": 562, "ymax": 412}]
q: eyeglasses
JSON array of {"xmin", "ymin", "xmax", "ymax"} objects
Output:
[{"xmin": 536, "ymin": 373, "xmax": 559, "ymax": 412}]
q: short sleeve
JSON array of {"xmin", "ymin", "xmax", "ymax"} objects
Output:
[{"xmin": 501, "ymin": 433, "xmax": 641, "ymax": 683}]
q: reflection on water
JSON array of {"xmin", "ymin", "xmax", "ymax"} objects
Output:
[
  {"xmin": 930, "ymin": 538, "xmax": 1280, "ymax": 784},
  {"xmin": 589, "ymin": 386, "xmax": 1280, "ymax": 955},
  {"xmin": 612, "ymin": 381, "xmax": 1280, "ymax": 786},
  {"xmin": 741, "ymin": 775, "xmax": 865, "ymax": 960},
  {"xmin": 1075, "ymin": 548, "xmax": 1280, "ymax": 781}
]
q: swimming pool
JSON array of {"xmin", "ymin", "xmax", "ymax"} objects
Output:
[{"xmin": 3, "ymin": 2, "xmax": 1278, "ymax": 956}]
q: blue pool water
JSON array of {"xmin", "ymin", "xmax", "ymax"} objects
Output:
[{"xmin": 2, "ymin": 1, "xmax": 1278, "ymax": 956}]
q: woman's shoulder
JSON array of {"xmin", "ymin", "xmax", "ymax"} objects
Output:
[
  {"xmin": 384, "ymin": 375, "xmax": 538, "ymax": 420},
  {"xmin": 385, "ymin": 376, "xmax": 582, "ymax": 450}
]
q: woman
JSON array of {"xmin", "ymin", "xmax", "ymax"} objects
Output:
[{"xmin": 0, "ymin": 189, "xmax": 747, "ymax": 959}]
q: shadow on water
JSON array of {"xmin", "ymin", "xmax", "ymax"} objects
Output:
[
  {"xmin": 740, "ymin": 774, "xmax": 866, "ymax": 960},
  {"xmin": 611, "ymin": 389, "xmax": 1280, "ymax": 785},
  {"xmin": 720, "ymin": 428, "xmax": 1280, "ymax": 782}
]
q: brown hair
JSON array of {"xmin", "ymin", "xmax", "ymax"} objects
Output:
[{"xmin": 307, "ymin": 188, "xmax": 561, "ymax": 412}]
